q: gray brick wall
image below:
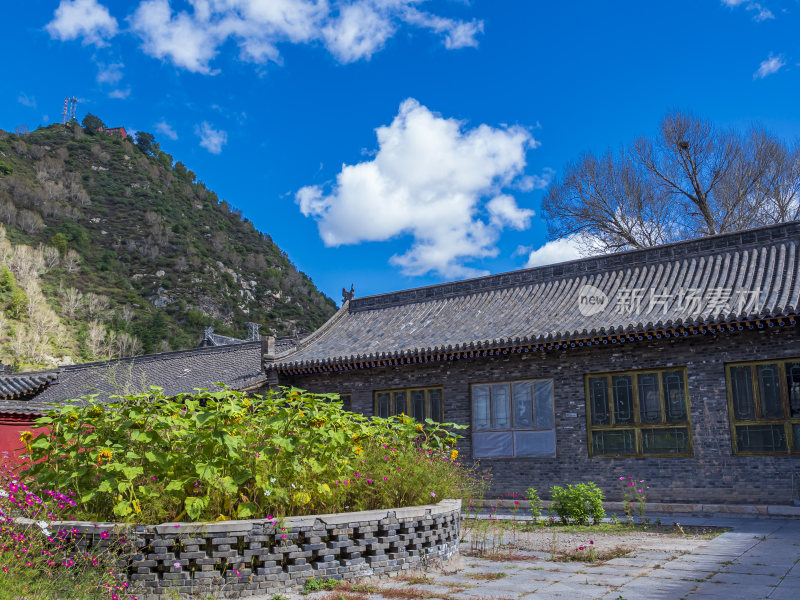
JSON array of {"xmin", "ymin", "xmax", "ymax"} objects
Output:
[
  {"xmin": 53, "ymin": 500, "xmax": 461, "ymax": 598},
  {"xmin": 283, "ymin": 326, "xmax": 800, "ymax": 505}
]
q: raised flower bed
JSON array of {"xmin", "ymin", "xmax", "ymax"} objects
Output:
[{"xmin": 55, "ymin": 499, "xmax": 461, "ymax": 598}]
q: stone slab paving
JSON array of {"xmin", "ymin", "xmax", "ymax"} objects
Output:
[{"xmin": 263, "ymin": 514, "xmax": 800, "ymax": 600}]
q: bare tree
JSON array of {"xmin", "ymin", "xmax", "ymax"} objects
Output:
[
  {"xmin": 115, "ymin": 332, "xmax": 142, "ymax": 358},
  {"xmin": 85, "ymin": 292, "xmax": 111, "ymax": 319},
  {"xmin": 62, "ymin": 249, "xmax": 81, "ymax": 273},
  {"xmin": 40, "ymin": 244, "xmax": 60, "ymax": 269},
  {"xmin": 87, "ymin": 320, "xmax": 111, "ymax": 359},
  {"xmin": 119, "ymin": 303, "xmax": 135, "ymax": 325},
  {"xmin": 542, "ymin": 111, "xmax": 800, "ymax": 253},
  {"xmin": 61, "ymin": 287, "xmax": 84, "ymax": 317},
  {"xmin": 16, "ymin": 209, "xmax": 44, "ymax": 234}
]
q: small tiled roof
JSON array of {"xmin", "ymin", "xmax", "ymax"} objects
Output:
[
  {"xmin": 0, "ymin": 373, "xmax": 57, "ymax": 400},
  {"xmin": 271, "ymin": 222, "xmax": 800, "ymax": 373},
  {"xmin": 0, "ymin": 342, "xmax": 264, "ymax": 416}
]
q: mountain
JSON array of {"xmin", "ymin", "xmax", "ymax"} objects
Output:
[{"xmin": 0, "ymin": 121, "xmax": 336, "ymax": 371}]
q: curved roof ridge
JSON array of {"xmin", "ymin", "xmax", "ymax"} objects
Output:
[{"xmin": 350, "ymin": 221, "xmax": 800, "ymax": 312}]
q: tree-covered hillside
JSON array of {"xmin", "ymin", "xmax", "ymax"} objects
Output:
[{"xmin": 0, "ymin": 121, "xmax": 336, "ymax": 371}]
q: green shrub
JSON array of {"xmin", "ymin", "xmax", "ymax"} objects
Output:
[
  {"xmin": 525, "ymin": 486, "xmax": 543, "ymax": 521},
  {"xmin": 23, "ymin": 387, "xmax": 481, "ymax": 523},
  {"xmin": 549, "ymin": 482, "xmax": 605, "ymax": 525}
]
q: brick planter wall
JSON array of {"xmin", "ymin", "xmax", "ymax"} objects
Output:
[{"xmin": 51, "ymin": 499, "xmax": 461, "ymax": 598}]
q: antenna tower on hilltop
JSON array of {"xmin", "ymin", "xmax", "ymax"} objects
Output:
[{"xmin": 62, "ymin": 97, "xmax": 78, "ymax": 124}]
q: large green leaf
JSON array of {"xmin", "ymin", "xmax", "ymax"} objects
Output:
[{"xmin": 185, "ymin": 496, "xmax": 208, "ymax": 520}]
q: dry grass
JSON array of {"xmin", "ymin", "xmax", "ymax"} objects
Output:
[{"xmin": 465, "ymin": 572, "xmax": 507, "ymax": 581}]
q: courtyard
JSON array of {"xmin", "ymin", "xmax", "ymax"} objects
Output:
[{"xmin": 290, "ymin": 514, "xmax": 800, "ymax": 600}]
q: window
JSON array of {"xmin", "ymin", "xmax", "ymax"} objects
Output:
[
  {"xmin": 339, "ymin": 394, "xmax": 352, "ymax": 412},
  {"xmin": 585, "ymin": 369, "xmax": 692, "ymax": 457},
  {"xmin": 726, "ymin": 359, "xmax": 800, "ymax": 455},
  {"xmin": 373, "ymin": 387, "xmax": 443, "ymax": 422},
  {"xmin": 471, "ymin": 379, "xmax": 555, "ymax": 458}
]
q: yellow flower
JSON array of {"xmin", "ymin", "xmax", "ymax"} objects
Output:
[
  {"xmin": 215, "ymin": 514, "xmax": 229, "ymax": 522},
  {"xmin": 97, "ymin": 448, "xmax": 113, "ymax": 463},
  {"xmin": 321, "ymin": 483, "xmax": 331, "ymax": 495},
  {"xmin": 19, "ymin": 431, "xmax": 33, "ymax": 444},
  {"xmin": 132, "ymin": 500, "xmax": 141, "ymax": 514},
  {"xmin": 450, "ymin": 449, "xmax": 459, "ymax": 461},
  {"xmin": 416, "ymin": 424, "xmax": 424, "ymax": 432},
  {"xmin": 354, "ymin": 446, "xmax": 363, "ymax": 456},
  {"xmin": 297, "ymin": 411, "xmax": 305, "ymax": 418}
]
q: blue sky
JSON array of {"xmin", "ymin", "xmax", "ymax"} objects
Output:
[{"xmin": 2, "ymin": 1, "xmax": 799, "ymax": 303}]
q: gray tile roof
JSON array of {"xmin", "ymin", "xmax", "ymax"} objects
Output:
[
  {"xmin": 0, "ymin": 342, "xmax": 264, "ymax": 416},
  {"xmin": 0, "ymin": 373, "xmax": 57, "ymax": 401},
  {"xmin": 271, "ymin": 222, "xmax": 800, "ymax": 372}
]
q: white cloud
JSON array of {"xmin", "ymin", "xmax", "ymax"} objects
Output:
[
  {"xmin": 401, "ymin": 8, "xmax": 483, "ymax": 50},
  {"xmin": 46, "ymin": 0, "xmax": 118, "ymax": 46},
  {"xmin": 322, "ymin": 2, "xmax": 396, "ymax": 63},
  {"xmin": 754, "ymin": 53, "xmax": 785, "ymax": 79},
  {"xmin": 17, "ymin": 93, "xmax": 36, "ymax": 108},
  {"xmin": 525, "ymin": 235, "xmax": 584, "ymax": 268},
  {"xmin": 517, "ymin": 167, "xmax": 554, "ymax": 191},
  {"xmin": 721, "ymin": 1, "xmax": 775, "ymax": 22},
  {"xmin": 195, "ymin": 121, "xmax": 227, "ymax": 154},
  {"xmin": 130, "ymin": 0, "xmax": 220, "ymax": 74},
  {"xmin": 487, "ymin": 195, "xmax": 534, "ymax": 230},
  {"xmin": 108, "ymin": 88, "xmax": 131, "ymax": 99},
  {"xmin": 297, "ymin": 98, "xmax": 535, "ymax": 278},
  {"xmin": 155, "ymin": 120, "xmax": 178, "ymax": 140},
  {"xmin": 97, "ymin": 62, "xmax": 124, "ymax": 85},
  {"xmin": 119, "ymin": 0, "xmax": 483, "ymax": 73}
]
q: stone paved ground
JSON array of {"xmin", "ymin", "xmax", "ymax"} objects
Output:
[{"xmin": 282, "ymin": 514, "xmax": 800, "ymax": 600}]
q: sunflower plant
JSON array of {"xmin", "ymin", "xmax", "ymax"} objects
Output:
[{"xmin": 21, "ymin": 387, "xmax": 480, "ymax": 524}]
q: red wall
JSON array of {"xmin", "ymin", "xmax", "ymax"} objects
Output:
[{"xmin": 0, "ymin": 415, "xmax": 38, "ymax": 468}]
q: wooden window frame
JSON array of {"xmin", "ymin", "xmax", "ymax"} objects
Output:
[
  {"xmin": 585, "ymin": 368, "xmax": 693, "ymax": 458},
  {"xmin": 373, "ymin": 387, "xmax": 444, "ymax": 422},
  {"xmin": 726, "ymin": 358, "xmax": 800, "ymax": 456},
  {"xmin": 470, "ymin": 378, "xmax": 556, "ymax": 459}
]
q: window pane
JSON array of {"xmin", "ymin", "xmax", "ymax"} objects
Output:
[
  {"xmin": 472, "ymin": 431, "xmax": 512, "ymax": 457},
  {"xmin": 736, "ymin": 425, "xmax": 787, "ymax": 453},
  {"xmin": 757, "ymin": 364, "xmax": 783, "ymax": 419},
  {"xmin": 514, "ymin": 430, "xmax": 556, "ymax": 457},
  {"xmin": 612, "ymin": 375, "xmax": 634, "ymax": 424},
  {"xmin": 786, "ymin": 362, "xmax": 800, "ymax": 418},
  {"xmin": 393, "ymin": 391, "xmax": 407, "ymax": 417},
  {"xmin": 592, "ymin": 430, "xmax": 636, "ymax": 455},
  {"xmin": 642, "ymin": 427, "xmax": 690, "ymax": 455},
  {"xmin": 638, "ymin": 373, "xmax": 661, "ymax": 423},
  {"xmin": 534, "ymin": 380, "xmax": 554, "ymax": 429},
  {"xmin": 428, "ymin": 389, "xmax": 442, "ymax": 422},
  {"xmin": 588, "ymin": 377, "xmax": 610, "ymax": 425},
  {"xmin": 512, "ymin": 382, "xmax": 533, "ymax": 429},
  {"xmin": 793, "ymin": 424, "xmax": 800, "ymax": 452},
  {"xmin": 376, "ymin": 392, "xmax": 390, "ymax": 418},
  {"xmin": 411, "ymin": 390, "xmax": 425, "ymax": 421},
  {"xmin": 473, "ymin": 385, "xmax": 491, "ymax": 430},
  {"xmin": 730, "ymin": 366, "xmax": 755, "ymax": 420},
  {"xmin": 662, "ymin": 371, "xmax": 687, "ymax": 422},
  {"xmin": 492, "ymin": 384, "xmax": 511, "ymax": 429}
]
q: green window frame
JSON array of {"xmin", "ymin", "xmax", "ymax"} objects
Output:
[
  {"xmin": 373, "ymin": 387, "xmax": 443, "ymax": 422},
  {"xmin": 726, "ymin": 358, "xmax": 800, "ymax": 455},
  {"xmin": 585, "ymin": 368, "xmax": 693, "ymax": 458}
]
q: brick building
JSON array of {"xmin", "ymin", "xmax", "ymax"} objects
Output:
[{"xmin": 265, "ymin": 222, "xmax": 800, "ymax": 505}]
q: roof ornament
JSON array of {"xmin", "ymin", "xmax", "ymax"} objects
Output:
[{"xmin": 342, "ymin": 284, "xmax": 355, "ymax": 304}]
